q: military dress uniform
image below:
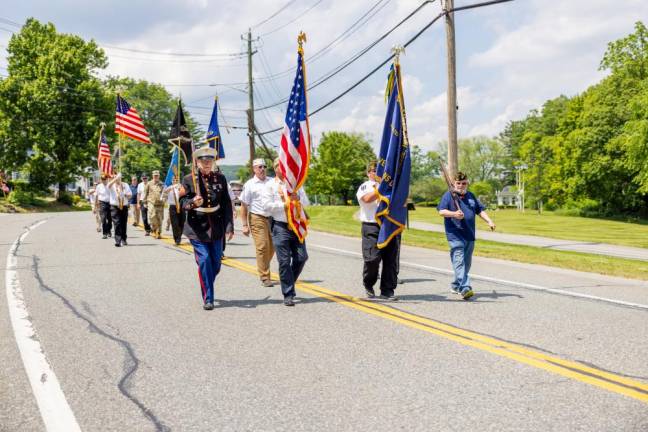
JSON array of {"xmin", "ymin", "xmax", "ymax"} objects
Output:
[
  {"xmin": 143, "ymin": 172, "xmax": 165, "ymax": 238},
  {"xmin": 180, "ymin": 156, "xmax": 233, "ymax": 309}
]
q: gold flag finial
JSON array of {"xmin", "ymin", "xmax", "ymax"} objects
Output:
[
  {"xmin": 298, "ymin": 31, "xmax": 307, "ymax": 53},
  {"xmin": 391, "ymin": 45, "xmax": 405, "ymax": 64}
]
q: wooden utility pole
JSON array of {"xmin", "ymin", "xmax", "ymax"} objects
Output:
[
  {"xmin": 244, "ymin": 29, "xmax": 257, "ymax": 174},
  {"xmin": 443, "ymin": 0, "xmax": 458, "ymax": 176}
]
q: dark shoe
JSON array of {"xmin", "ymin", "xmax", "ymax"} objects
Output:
[
  {"xmin": 397, "ymin": 278, "xmax": 404, "ymax": 285},
  {"xmin": 365, "ymin": 289, "xmax": 376, "ymax": 298},
  {"xmin": 107, "ymin": 233, "xmax": 112, "ymax": 238},
  {"xmin": 121, "ymin": 240, "xmax": 128, "ymax": 246},
  {"xmin": 283, "ymin": 297, "xmax": 295, "ymax": 307},
  {"xmin": 203, "ymin": 302, "xmax": 214, "ymax": 310},
  {"xmin": 461, "ymin": 288, "xmax": 474, "ymax": 300},
  {"xmin": 145, "ymin": 232, "xmax": 150, "ymax": 236},
  {"xmin": 262, "ymin": 279, "xmax": 274, "ymax": 287},
  {"xmin": 102, "ymin": 235, "xmax": 107, "ymax": 239},
  {"xmin": 379, "ymin": 293, "xmax": 399, "ymax": 301},
  {"xmin": 114, "ymin": 243, "xmax": 121, "ymax": 247}
]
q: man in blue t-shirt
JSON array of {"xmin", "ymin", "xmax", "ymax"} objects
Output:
[{"xmin": 437, "ymin": 171, "xmax": 495, "ymax": 300}]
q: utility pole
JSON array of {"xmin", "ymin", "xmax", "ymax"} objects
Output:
[
  {"xmin": 243, "ymin": 29, "xmax": 257, "ymax": 174},
  {"xmin": 443, "ymin": 0, "xmax": 458, "ymax": 176}
]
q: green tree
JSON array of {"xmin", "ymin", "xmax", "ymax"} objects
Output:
[
  {"xmin": 0, "ymin": 18, "xmax": 109, "ymax": 198},
  {"xmin": 410, "ymin": 145, "xmax": 440, "ymax": 182},
  {"xmin": 307, "ymin": 131, "xmax": 376, "ymax": 204}
]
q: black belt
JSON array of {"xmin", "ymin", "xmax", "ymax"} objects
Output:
[
  {"xmin": 273, "ymin": 220, "xmax": 289, "ymax": 229},
  {"xmin": 362, "ymin": 222, "xmax": 379, "ymax": 226}
]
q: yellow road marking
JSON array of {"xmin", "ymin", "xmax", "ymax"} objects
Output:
[{"xmin": 143, "ymin": 225, "xmax": 648, "ymax": 404}]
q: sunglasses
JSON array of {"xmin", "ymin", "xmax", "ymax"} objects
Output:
[
  {"xmin": 198, "ymin": 157, "xmax": 215, "ymax": 161},
  {"xmin": 256, "ymin": 165, "xmax": 267, "ymax": 169},
  {"xmin": 455, "ymin": 181, "xmax": 468, "ymax": 185}
]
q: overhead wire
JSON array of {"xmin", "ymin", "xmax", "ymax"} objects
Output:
[
  {"xmin": 259, "ymin": 0, "xmax": 325, "ymax": 37},
  {"xmin": 250, "ymin": 0, "xmax": 298, "ymax": 29},
  {"xmin": 257, "ymin": 0, "xmax": 514, "ymax": 135}
]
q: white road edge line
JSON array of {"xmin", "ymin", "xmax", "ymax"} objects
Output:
[
  {"xmin": 309, "ymin": 243, "xmax": 648, "ymax": 311},
  {"xmin": 5, "ymin": 220, "xmax": 82, "ymax": 432}
]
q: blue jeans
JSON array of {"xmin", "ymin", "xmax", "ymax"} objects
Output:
[
  {"xmin": 448, "ymin": 239, "xmax": 475, "ymax": 292},
  {"xmin": 271, "ymin": 222, "xmax": 308, "ymax": 298},
  {"xmin": 190, "ymin": 239, "xmax": 223, "ymax": 304}
]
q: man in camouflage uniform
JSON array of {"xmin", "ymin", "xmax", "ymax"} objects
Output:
[{"xmin": 143, "ymin": 170, "xmax": 165, "ymax": 239}]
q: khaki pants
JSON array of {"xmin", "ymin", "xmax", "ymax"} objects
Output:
[
  {"xmin": 250, "ymin": 213, "xmax": 274, "ymax": 281},
  {"xmin": 131, "ymin": 204, "xmax": 140, "ymax": 225}
]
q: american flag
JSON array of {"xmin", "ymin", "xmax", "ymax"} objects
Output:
[
  {"xmin": 115, "ymin": 95, "xmax": 151, "ymax": 144},
  {"xmin": 278, "ymin": 48, "xmax": 310, "ymax": 242},
  {"xmin": 97, "ymin": 130, "xmax": 113, "ymax": 176}
]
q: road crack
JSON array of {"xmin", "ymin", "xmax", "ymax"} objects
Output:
[{"xmin": 31, "ymin": 255, "xmax": 170, "ymax": 432}]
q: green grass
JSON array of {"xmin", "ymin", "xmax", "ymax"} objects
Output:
[
  {"xmin": 307, "ymin": 206, "xmax": 648, "ymax": 281},
  {"xmin": 409, "ymin": 207, "xmax": 648, "ymax": 249},
  {"xmin": 0, "ymin": 196, "xmax": 91, "ymax": 213}
]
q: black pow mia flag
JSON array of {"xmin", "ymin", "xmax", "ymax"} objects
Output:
[{"xmin": 169, "ymin": 101, "xmax": 193, "ymax": 165}]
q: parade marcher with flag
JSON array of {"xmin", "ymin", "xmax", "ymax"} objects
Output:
[
  {"xmin": 438, "ymin": 170, "xmax": 495, "ymax": 300},
  {"xmin": 163, "ymin": 147, "xmax": 185, "ymax": 245},
  {"xmin": 137, "ymin": 174, "xmax": 151, "ymax": 235},
  {"xmin": 178, "ymin": 146, "xmax": 234, "ymax": 311},
  {"xmin": 107, "ymin": 173, "xmax": 132, "ymax": 247},
  {"xmin": 264, "ymin": 33, "xmax": 311, "ymax": 307},
  {"xmin": 371, "ymin": 48, "xmax": 412, "ymax": 301},
  {"xmin": 96, "ymin": 174, "xmax": 113, "ymax": 239},
  {"xmin": 129, "ymin": 176, "xmax": 140, "ymax": 226}
]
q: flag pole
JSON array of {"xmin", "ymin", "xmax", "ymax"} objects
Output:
[{"xmin": 97, "ymin": 122, "xmax": 106, "ymax": 175}]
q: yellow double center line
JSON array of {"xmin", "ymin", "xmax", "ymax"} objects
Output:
[{"xmin": 147, "ymin": 226, "xmax": 648, "ymax": 405}]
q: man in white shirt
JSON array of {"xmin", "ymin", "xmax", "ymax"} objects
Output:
[
  {"xmin": 263, "ymin": 158, "xmax": 310, "ymax": 306},
  {"xmin": 87, "ymin": 181, "xmax": 101, "ymax": 232},
  {"xmin": 356, "ymin": 161, "xmax": 399, "ymax": 301},
  {"xmin": 95, "ymin": 174, "xmax": 112, "ymax": 239},
  {"xmin": 107, "ymin": 173, "xmax": 132, "ymax": 247},
  {"xmin": 137, "ymin": 175, "xmax": 151, "ymax": 235},
  {"xmin": 163, "ymin": 176, "xmax": 185, "ymax": 245},
  {"xmin": 240, "ymin": 158, "xmax": 275, "ymax": 287}
]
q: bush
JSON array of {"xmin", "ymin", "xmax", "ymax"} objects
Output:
[
  {"xmin": 72, "ymin": 195, "xmax": 81, "ymax": 205},
  {"xmin": 7, "ymin": 189, "xmax": 36, "ymax": 206},
  {"xmin": 57, "ymin": 193, "xmax": 74, "ymax": 206}
]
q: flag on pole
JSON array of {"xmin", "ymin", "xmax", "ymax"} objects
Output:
[
  {"xmin": 205, "ymin": 98, "xmax": 225, "ymax": 159},
  {"xmin": 375, "ymin": 60, "xmax": 411, "ymax": 249},
  {"xmin": 278, "ymin": 33, "xmax": 311, "ymax": 243},
  {"xmin": 115, "ymin": 95, "xmax": 151, "ymax": 144},
  {"xmin": 97, "ymin": 129, "xmax": 114, "ymax": 176},
  {"xmin": 169, "ymin": 100, "xmax": 193, "ymax": 165},
  {"xmin": 165, "ymin": 146, "xmax": 180, "ymax": 187}
]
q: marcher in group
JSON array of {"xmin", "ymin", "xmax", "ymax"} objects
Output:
[
  {"xmin": 137, "ymin": 174, "xmax": 151, "ymax": 235},
  {"xmin": 356, "ymin": 161, "xmax": 399, "ymax": 301},
  {"xmin": 129, "ymin": 176, "xmax": 140, "ymax": 226},
  {"xmin": 95, "ymin": 174, "xmax": 112, "ymax": 239},
  {"xmin": 163, "ymin": 176, "xmax": 185, "ymax": 245},
  {"xmin": 263, "ymin": 158, "xmax": 309, "ymax": 307},
  {"xmin": 108, "ymin": 173, "xmax": 132, "ymax": 247},
  {"xmin": 240, "ymin": 158, "xmax": 275, "ymax": 287},
  {"xmin": 438, "ymin": 171, "xmax": 495, "ymax": 300},
  {"xmin": 143, "ymin": 170, "xmax": 165, "ymax": 239},
  {"xmin": 179, "ymin": 147, "xmax": 234, "ymax": 310},
  {"xmin": 87, "ymin": 181, "xmax": 101, "ymax": 233}
]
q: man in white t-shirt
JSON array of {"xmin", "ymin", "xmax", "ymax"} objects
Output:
[
  {"xmin": 356, "ymin": 161, "xmax": 399, "ymax": 301},
  {"xmin": 240, "ymin": 158, "xmax": 275, "ymax": 287},
  {"xmin": 96, "ymin": 174, "xmax": 113, "ymax": 239},
  {"xmin": 137, "ymin": 175, "xmax": 151, "ymax": 235}
]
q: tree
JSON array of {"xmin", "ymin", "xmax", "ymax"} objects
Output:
[
  {"xmin": 307, "ymin": 132, "xmax": 376, "ymax": 204},
  {"xmin": 410, "ymin": 145, "xmax": 440, "ymax": 182},
  {"xmin": 0, "ymin": 18, "xmax": 109, "ymax": 197}
]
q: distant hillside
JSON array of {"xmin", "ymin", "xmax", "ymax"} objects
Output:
[{"xmin": 219, "ymin": 165, "xmax": 245, "ymax": 182}]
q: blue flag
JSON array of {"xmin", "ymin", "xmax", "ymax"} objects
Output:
[
  {"xmin": 165, "ymin": 146, "xmax": 180, "ymax": 187},
  {"xmin": 206, "ymin": 98, "xmax": 225, "ymax": 159},
  {"xmin": 375, "ymin": 62, "xmax": 411, "ymax": 249}
]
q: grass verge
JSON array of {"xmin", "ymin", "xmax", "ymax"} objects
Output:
[
  {"xmin": 0, "ymin": 196, "xmax": 91, "ymax": 213},
  {"xmin": 409, "ymin": 207, "xmax": 648, "ymax": 249},
  {"xmin": 308, "ymin": 206, "xmax": 648, "ymax": 281}
]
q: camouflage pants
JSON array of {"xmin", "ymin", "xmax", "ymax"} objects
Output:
[{"xmin": 148, "ymin": 204, "xmax": 165, "ymax": 234}]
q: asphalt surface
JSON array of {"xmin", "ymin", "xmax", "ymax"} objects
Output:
[
  {"xmin": 1, "ymin": 211, "xmax": 647, "ymax": 431},
  {"xmin": 408, "ymin": 220, "xmax": 648, "ymax": 261}
]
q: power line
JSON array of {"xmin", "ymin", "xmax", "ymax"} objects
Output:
[
  {"xmin": 257, "ymin": 0, "xmax": 514, "ymax": 135},
  {"xmin": 99, "ymin": 44, "xmax": 247, "ymax": 58},
  {"xmin": 259, "ymin": 0, "xmax": 325, "ymax": 37},
  {"xmin": 254, "ymin": 0, "xmax": 437, "ymax": 112},
  {"xmin": 250, "ymin": 0, "xmax": 298, "ymax": 29}
]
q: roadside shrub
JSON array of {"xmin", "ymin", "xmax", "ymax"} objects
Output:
[
  {"xmin": 57, "ymin": 193, "xmax": 74, "ymax": 206},
  {"xmin": 7, "ymin": 189, "xmax": 36, "ymax": 206}
]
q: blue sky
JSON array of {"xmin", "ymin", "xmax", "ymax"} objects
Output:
[{"xmin": 1, "ymin": 0, "xmax": 646, "ymax": 165}]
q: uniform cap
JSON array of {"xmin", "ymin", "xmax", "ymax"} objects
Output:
[
  {"xmin": 195, "ymin": 146, "xmax": 218, "ymax": 159},
  {"xmin": 252, "ymin": 158, "xmax": 266, "ymax": 167},
  {"xmin": 152, "ymin": 170, "xmax": 160, "ymax": 176}
]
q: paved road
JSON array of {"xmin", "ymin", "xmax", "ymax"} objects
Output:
[
  {"xmin": 2, "ymin": 212, "xmax": 647, "ymax": 431},
  {"xmin": 409, "ymin": 220, "xmax": 648, "ymax": 261}
]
